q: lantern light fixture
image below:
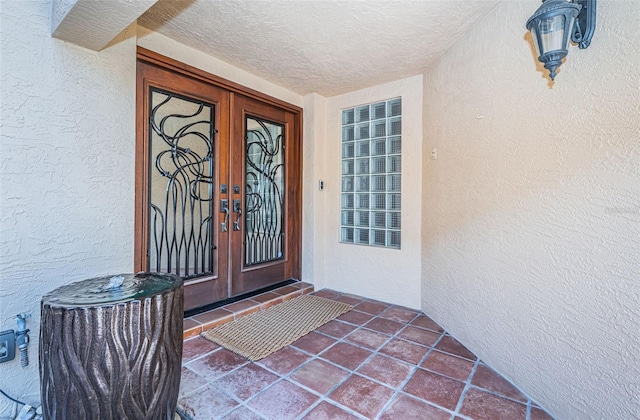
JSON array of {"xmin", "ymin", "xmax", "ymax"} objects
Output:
[{"xmin": 526, "ymin": 0, "xmax": 596, "ymax": 80}]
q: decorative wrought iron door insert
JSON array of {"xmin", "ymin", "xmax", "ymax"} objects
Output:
[
  {"xmin": 148, "ymin": 87, "xmax": 216, "ymax": 278},
  {"xmin": 244, "ymin": 116, "xmax": 285, "ymax": 266}
]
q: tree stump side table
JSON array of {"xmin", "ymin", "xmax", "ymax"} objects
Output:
[{"xmin": 40, "ymin": 273, "xmax": 183, "ymax": 420}]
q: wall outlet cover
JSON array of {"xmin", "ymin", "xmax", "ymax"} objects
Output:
[{"xmin": 0, "ymin": 329, "xmax": 16, "ymax": 363}]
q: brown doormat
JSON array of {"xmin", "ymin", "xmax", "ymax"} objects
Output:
[{"xmin": 201, "ymin": 295, "xmax": 353, "ymax": 361}]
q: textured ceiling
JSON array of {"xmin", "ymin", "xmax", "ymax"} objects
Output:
[{"xmin": 139, "ymin": 0, "xmax": 502, "ymax": 96}]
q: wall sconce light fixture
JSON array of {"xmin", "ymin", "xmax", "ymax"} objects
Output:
[{"xmin": 526, "ymin": 0, "xmax": 596, "ymax": 80}]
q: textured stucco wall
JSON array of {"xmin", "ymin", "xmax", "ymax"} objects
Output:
[
  {"xmin": 302, "ymin": 93, "xmax": 327, "ymax": 286},
  {"xmin": 321, "ymin": 76, "xmax": 423, "ymax": 309},
  {"xmin": 0, "ymin": 0, "xmax": 137, "ymax": 415},
  {"xmin": 421, "ymin": 1, "xmax": 640, "ymax": 419}
]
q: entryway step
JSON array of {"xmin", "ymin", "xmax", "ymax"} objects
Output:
[{"xmin": 182, "ymin": 282, "xmax": 314, "ymax": 339}]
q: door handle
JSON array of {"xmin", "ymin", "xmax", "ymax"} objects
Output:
[
  {"xmin": 220, "ymin": 199, "xmax": 229, "ymax": 232},
  {"xmin": 233, "ymin": 199, "xmax": 242, "ymax": 231}
]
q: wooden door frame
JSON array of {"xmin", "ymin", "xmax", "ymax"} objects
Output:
[
  {"xmin": 135, "ymin": 48, "xmax": 303, "ymax": 294},
  {"xmin": 137, "ymin": 48, "xmax": 302, "ymax": 114}
]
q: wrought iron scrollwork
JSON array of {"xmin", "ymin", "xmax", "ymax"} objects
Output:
[
  {"xmin": 148, "ymin": 88, "xmax": 215, "ymax": 278},
  {"xmin": 244, "ymin": 117, "xmax": 285, "ymax": 266}
]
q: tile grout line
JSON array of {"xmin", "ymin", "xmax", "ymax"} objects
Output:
[
  {"xmin": 464, "ymin": 383, "xmax": 533, "ymax": 406},
  {"xmin": 177, "ymin": 373, "xmax": 247, "ymax": 419},
  {"xmin": 373, "ymin": 328, "xmax": 459, "ymax": 419},
  {"xmin": 452, "ymin": 356, "xmax": 482, "ymax": 419},
  {"xmin": 181, "ymin": 344, "xmax": 223, "ymax": 366},
  {"xmin": 179, "ymin": 349, "xmax": 257, "ymax": 416},
  {"xmin": 371, "ymin": 311, "xmax": 432, "ymax": 420},
  {"xmin": 294, "ymin": 388, "xmax": 368, "ymax": 420}
]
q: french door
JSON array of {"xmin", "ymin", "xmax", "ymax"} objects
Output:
[
  {"xmin": 136, "ymin": 52, "xmax": 301, "ymax": 311},
  {"xmin": 230, "ymin": 95, "xmax": 300, "ymax": 296}
]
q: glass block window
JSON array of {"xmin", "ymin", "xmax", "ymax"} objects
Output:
[{"xmin": 341, "ymin": 98, "xmax": 401, "ymax": 249}]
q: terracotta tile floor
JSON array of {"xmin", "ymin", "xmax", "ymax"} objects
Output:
[{"xmin": 178, "ymin": 287, "xmax": 555, "ymax": 420}]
